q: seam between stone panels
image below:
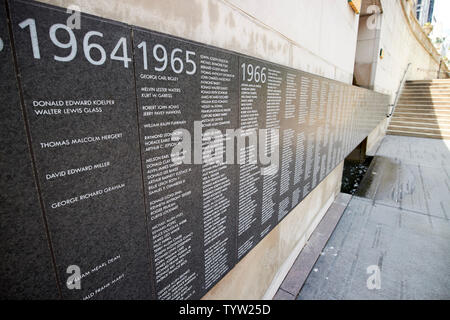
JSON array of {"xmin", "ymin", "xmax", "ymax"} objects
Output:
[{"xmin": 130, "ymin": 27, "xmax": 157, "ymax": 299}]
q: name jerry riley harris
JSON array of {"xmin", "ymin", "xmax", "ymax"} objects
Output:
[{"xmin": 170, "ymin": 121, "xmax": 280, "ymax": 175}]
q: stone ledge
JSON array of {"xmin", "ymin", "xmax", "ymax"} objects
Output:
[{"xmin": 273, "ymin": 193, "xmax": 352, "ymax": 300}]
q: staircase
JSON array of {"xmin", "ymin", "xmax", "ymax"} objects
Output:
[{"xmin": 387, "ymin": 79, "xmax": 450, "ymax": 140}]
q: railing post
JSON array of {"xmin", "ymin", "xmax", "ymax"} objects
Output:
[{"xmin": 387, "ymin": 63, "xmax": 411, "ymax": 117}]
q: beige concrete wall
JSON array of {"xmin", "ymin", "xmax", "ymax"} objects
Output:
[
  {"xmin": 354, "ymin": 14, "xmax": 381, "ymax": 89},
  {"xmin": 36, "ymin": 0, "xmax": 360, "ymax": 84},
  {"xmin": 354, "ymin": 0, "xmax": 448, "ymax": 102},
  {"xmin": 366, "ymin": 117, "xmax": 389, "ymax": 156},
  {"xmin": 372, "ymin": 0, "xmax": 447, "ymax": 99}
]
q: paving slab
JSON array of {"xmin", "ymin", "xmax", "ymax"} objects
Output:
[
  {"xmin": 283, "ymin": 135, "xmax": 450, "ymax": 300},
  {"xmin": 298, "ymin": 198, "xmax": 450, "ymax": 300},
  {"xmin": 274, "ymin": 193, "xmax": 351, "ymax": 300}
]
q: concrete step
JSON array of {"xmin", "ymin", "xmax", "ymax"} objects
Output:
[
  {"xmin": 404, "ymin": 82, "xmax": 450, "ymax": 88},
  {"xmin": 396, "ymin": 104, "xmax": 450, "ymax": 110},
  {"xmin": 387, "ymin": 130, "xmax": 450, "ymax": 140},
  {"xmin": 388, "ymin": 80, "xmax": 450, "ymax": 141},
  {"xmin": 405, "ymin": 79, "xmax": 450, "ymax": 84},
  {"xmin": 400, "ymin": 93, "xmax": 450, "ymax": 98},
  {"xmin": 391, "ymin": 115, "xmax": 450, "ymax": 124},
  {"xmin": 402, "ymin": 85, "xmax": 450, "ymax": 89},
  {"xmin": 404, "ymin": 85, "xmax": 450, "ymax": 90},
  {"xmin": 399, "ymin": 94, "xmax": 450, "ymax": 99},
  {"xmin": 399, "ymin": 96, "xmax": 450, "ymax": 100},
  {"xmin": 392, "ymin": 111, "xmax": 450, "ymax": 120},
  {"xmin": 396, "ymin": 102, "xmax": 450, "ymax": 108},
  {"xmin": 394, "ymin": 108, "xmax": 450, "ymax": 114},
  {"xmin": 397, "ymin": 100, "xmax": 450, "ymax": 106},
  {"xmin": 394, "ymin": 106, "xmax": 450, "ymax": 112},
  {"xmin": 406, "ymin": 79, "xmax": 450, "ymax": 83},
  {"xmin": 389, "ymin": 120, "xmax": 450, "ymax": 130},
  {"xmin": 405, "ymin": 82, "xmax": 450, "ymax": 86},
  {"xmin": 388, "ymin": 80, "xmax": 450, "ymax": 140},
  {"xmin": 387, "ymin": 124, "xmax": 450, "ymax": 135},
  {"xmin": 401, "ymin": 90, "xmax": 450, "ymax": 94},
  {"xmin": 394, "ymin": 112, "xmax": 450, "ymax": 119}
]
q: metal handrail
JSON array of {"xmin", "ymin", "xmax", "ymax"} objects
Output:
[{"xmin": 387, "ymin": 62, "xmax": 411, "ymax": 117}]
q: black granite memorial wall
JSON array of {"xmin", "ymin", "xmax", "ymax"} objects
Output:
[
  {"xmin": 7, "ymin": 0, "xmax": 153, "ymax": 300},
  {"xmin": 0, "ymin": 0, "xmax": 390, "ymax": 299},
  {"xmin": 0, "ymin": 0, "xmax": 59, "ymax": 299}
]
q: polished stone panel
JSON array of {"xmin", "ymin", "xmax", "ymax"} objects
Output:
[
  {"xmin": 237, "ymin": 56, "xmax": 271, "ymax": 260},
  {"xmin": 0, "ymin": 0, "xmax": 59, "ymax": 299},
  {"xmin": 9, "ymin": 0, "xmax": 153, "ymax": 299},
  {"xmin": 133, "ymin": 27, "xmax": 239, "ymax": 299}
]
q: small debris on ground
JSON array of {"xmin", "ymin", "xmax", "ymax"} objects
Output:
[{"xmin": 341, "ymin": 156, "xmax": 374, "ymax": 194}]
